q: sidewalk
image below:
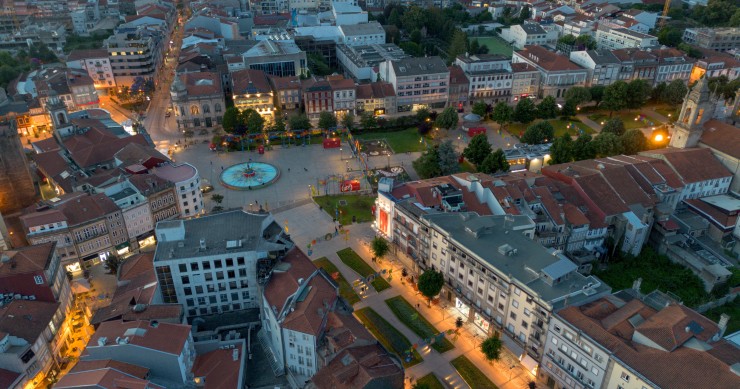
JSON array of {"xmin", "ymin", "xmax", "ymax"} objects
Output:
[
  {"xmin": 577, "ymin": 114, "xmax": 603, "ymax": 133},
  {"xmin": 276, "ymin": 203, "xmax": 536, "ymax": 389}
]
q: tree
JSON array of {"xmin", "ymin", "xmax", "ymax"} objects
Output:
[
  {"xmin": 463, "ymin": 133, "xmax": 492, "ymax": 165},
  {"xmin": 469, "ymin": 39, "xmax": 480, "ymax": 55},
  {"xmin": 416, "ymin": 107, "xmax": 431, "ymax": 122},
  {"xmin": 661, "ymin": 79, "xmax": 688, "ymax": 106},
  {"xmin": 520, "ymin": 6, "xmax": 531, "ymax": 20},
  {"xmin": 601, "ymin": 118, "xmax": 625, "ymax": 136},
  {"xmin": 417, "ymin": 120, "xmax": 432, "ymax": 135},
  {"xmin": 437, "ymin": 140, "xmax": 460, "ymax": 175},
  {"xmin": 318, "ymin": 111, "xmax": 337, "ymax": 130},
  {"xmin": 399, "ymin": 41, "xmax": 424, "ymax": 57},
  {"xmin": 589, "ymin": 85, "xmax": 605, "ymax": 107},
  {"xmin": 564, "ymin": 87, "xmax": 592, "ymax": 106},
  {"xmin": 410, "ymin": 29, "xmax": 422, "ymax": 44},
  {"xmin": 550, "ymin": 133, "xmax": 574, "ymax": 164},
  {"xmin": 104, "ymin": 255, "xmax": 122, "ymax": 275},
  {"xmin": 212, "ymin": 205, "xmax": 224, "ymax": 213},
  {"xmin": 537, "ymin": 96, "xmax": 559, "ymax": 119},
  {"xmin": 455, "ymin": 317, "xmax": 464, "ymax": 332},
  {"xmin": 560, "ymin": 99, "xmax": 578, "ymax": 117},
  {"xmin": 272, "ymin": 112, "xmax": 286, "ymax": 132},
  {"xmin": 222, "ymin": 107, "xmax": 240, "ymax": 134},
  {"xmin": 572, "ymin": 134, "xmax": 595, "ymax": 161},
  {"xmin": 183, "ymin": 129, "xmax": 195, "ymax": 141},
  {"xmin": 388, "ymin": 8, "xmax": 401, "ymax": 27},
  {"xmin": 448, "ymin": 29, "xmax": 469, "ymax": 63},
  {"xmin": 307, "ymin": 53, "xmax": 332, "ymax": 76},
  {"xmin": 592, "ymin": 132, "xmax": 623, "ymax": 157},
  {"xmin": 479, "ymin": 148, "xmax": 509, "ymax": 174},
  {"xmin": 417, "ymin": 269, "xmax": 444, "ymax": 305},
  {"xmin": 472, "ymin": 100, "xmax": 488, "ymax": 117},
  {"xmin": 521, "ymin": 121, "xmax": 554, "ymax": 144},
  {"xmin": 371, "ymin": 237, "xmax": 390, "ymax": 261},
  {"xmin": 341, "ymin": 112, "xmax": 355, "ymax": 131},
  {"xmin": 413, "ymin": 147, "xmax": 442, "ymax": 178},
  {"xmin": 242, "ymin": 109, "xmax": 265, "ymax": 134},
  {"xmin": 602, "ymin": 81, "xmax": 629, "ymax": 115},
  {"xmin": 575, "ymin": 34, "xmax": 597, "ymax": 50},
  {"xmin": 677, "ymin": 43, "xmax": 703, "ymax": 59},
  {"xmin": 360, "ymin": 112, "xmax": 377, "ymax": 128},
  {"xmin": 401, "ymin": 5, "xmax": 426, "ymax": 31},
  {"xmin": 626, "ymin": 79, "xmax": 652, "ymax": 109},
  {"xmin": 513, "ymin": 98, "xmax": 537, "ymax": 124},
  {"xmin": 480, "ymin": 333, "xmax": 503, "ymax": 363},
  {"xmin": 211, "ymin": 194, "xmax": 224, "ymax": 204},
  {"xmin": 288, "ymin": 114, "xmax": 311, "ymax": 131},
  {"xmin": 621, "ymin": 129, "xmax": 648, "ymax": 155},
  {"xmin": 491, "ymin": 102, "xmax": 513, "ymax": 130},
  {"xmin": 435, "ymin": 106, "xmax": 459, "ymax": 131},
  {"xmin": 658, "ymin": 26, "xmax": 683, "ymax": 47}
]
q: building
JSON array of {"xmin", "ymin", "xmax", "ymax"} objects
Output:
[
  {"xmin": 668, "ymin": 76, "xmax": 717, "ymax": 150},
  {"xmin": 688, "ymin": 54, "xmax": 740, "ymax": 84},
  {"xmin": 510, "ymin": 62, "xmax": 541, "ymax": 101},
  {"xmin": 105, "ymin": 26, "xmax": 163, "ymax": 87},
  {"xmin": 542, "ymin": 291, "xmax": 740, "ymax": 389},
  {"xmin": 82, "ymin": 320, "xmax": 195, "ymax": 386},
  {"xmin": 336, "ymin": 43, "xmax": 408, "ymax": 82},
  {"xmin": 569, "ymin": 50, "xmax": 621, "ymax": 87},
  {"xmin": 0, "ymin": 123, "xmax": 35, "ymax": 214},
  {"xmin": 170, "ymin": 72, "xmax": 225, "ymax": 131},
  {"xmin": 610, "ymin": 48, "xmax": 658, "ymax": 84},
  {"xmin": 595, "ymin": 26, "xmax": 658, "ymax": 50},
  {"xmin": 151, "ymin": 162, "xmax": 203, "ymax": 218},
  {"xmin": 448, "ymin": 65, "xmax": 470, "ymax": 110},
  {"xmin": 501, "ymin": 23, "xmax": 558, "ymax": 50},
  {"xmin": 35, "ymin": 69, "xmax": 100, "ymax": 112},
  {"xmin": 378, "ymin": 56, "xmax": 450, "ymax": 112},
  {"xmin": 54, "ymin": 359, "xmax": 164, "ymax": 389},
  {"xmin": 19, "ymin": 192, "xmax": 128, "ymax": 270},
  {"xmin": 269, "ymin": 75, "xmax": 302, "ymax": 111},
  {"xmin": 338, "ymin": 22, "xmax": 385, "ymax": 47},
  {"xmin": 332, "ymin": 2, "xmax": 368, "ymax": 25},
  {"xmin": 455, "ymin": 53, "xmax": 513, "ymax": 105},
  {"xmin": 231, "ymin": 69, "xmax": 274, "ymax": 118},
  {"xmin": 654, "ymin": 48, "xmax": 696, "ymax": 85},
  {"xmin": 512, "ymin": 46, "xmax": 588, "ymax": 99},
  {"xmin": 302, "ymin": 77, "xmax": 333, "ymax": 120},
  {"xmin": 328, "ymin": 75, "xmax": 356, "ymax": 119},
  {"xmin": 0, "ymin": 300, "xmax": 61, "ymax": 389},
  {"xmin": 355, "ymin": 82, "xmax": 397, "ymax": 116},
  {"xmin": 682, "ymin": 27, "xmax": 740, "ymax": 53},
  {"xmin": 153, "ymin": 210, "xmax": 292, "ymax": 317},
  {"xmin": 66, "ymin": 49, "xmax": 117, "ymax": 89},
  {"xmin": 243, "ymin": 40, "xmax": 307, "ymax": 77}
]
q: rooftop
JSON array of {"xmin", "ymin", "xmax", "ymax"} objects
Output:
[
  {"xmin": 0, "ymin": 242, "xmax": 55, "ymax": 278},
  {"xmin": 390, "ymin": 56, "xmax": 449, "ymax": 77},
  {"xmin": 640, "ymin": 148, "xmax": 732, "ymax": 183},
  {"xmin": 339, "ymin": 21, "xmax": 384, "ymax": 37},
  {"xmin": 700, "ymin": 119, "xmax": 740, "ymax": 159},
  {"xmin": 151, "ymin": 162, "xmax": 198, "ymax": 184},
  {"xmin": 244, "ymin": 40, "xmax": 302, "ymax": 58},
  {"xmin": 310, "ymin": 344, "xmax": 404, "ymax": 389},
  {"xmin": 192, "ymin": 342, "xmax": 245, "ymax": 389},
  {"xmin": 517, "ymin": 45, "xmax": 585, "ymax": 72},
  {"xmin": 88, "ymin": 320, "xmax": 191, "ymax": 356},
  {"xmin": 231, "ymin": 69, "xmax": 272, "ymax": 95},
  {"xmin": 0, "ymin": 300, "xmax": 60, "ymax": 343}
]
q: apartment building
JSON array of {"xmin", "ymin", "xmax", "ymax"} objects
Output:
[
  {"xmin": 231, "ymin": 69, "xmax": 274, "ymax": 118},
  {"xmin": 36, "ymin": 69, "xmax": 100, "ymax": 112},
  {"xmin": 151, "ymin": 163, "xmax": 203, "ymax": 218},
  {"xmin": 269, "ymin": 75, "xmax": 302, "ymax": 111},
  {"xmin": 562, "ymin": 15, "xmax": 596, "ymax": 38},
  {"xmin": 682, "ymin": 27, "xmax": 740, "ymax": 53},
  {"xmin": 611, "ymin": 48, "xmax": 658, "ymax": 84},
  {"xmin": 105, "ymin": 26, "xmax": 163, "ymax": 87},
  {"xmin": 339, "ymin": 22, "xmax": 385, "ymax": 46},
  {"xmin": 510, "ymin": 63, "xmax": 541, "ymax": 100},
  {"xmin": 170, "ymin": 72, "xmax": 225, "ymax": 131},
  {"xmin": 379, "ymin": 56, "xmax": 450, "ymax": 112},
  {"xmin": 653, "ymin": 48, "xmax": 696, "ymax": 85},
  {"xmin": 501, "ymin": 23, "xmax": 559, "ymax": 50},
  {"xmin": 153, "ymin": 210, "xmax": 292, "ymax": 317},
  {"xmin": 328, "ymin": 75, "xmax": 356, "ymax": 119},
  {"xmin": 513, "ymin": 46, "xmax": 588, "ymax": 99},
  {"xmin": 243, "ymin": 40, "xmax": 307, "ymax": 78},
  {"xmin": 448, "ymin": 65, "xmax": 470, "ymax": 110},
  {"xmin": 569, "ymin": 50, "xmax": 620, "ymax": 87},
  {"xmin": 336, "ymin": 43, "xmax": 408, "ymax": 82},
  {"xmin": 355, "ymin": 82, "xmax": 397, "ymax": 116},
  {"xmin": 455, "ymin": 53, "xmax": 513, "ymax": 104},
  {"xmin": 594, "ymin": 26, "xmax": 658, "ymax": 50},
  {"xmin": 302, "ymin": 77, "xmax": 333, "ymax": 120},
  {"xmin": 542, "ymin": 291, "xmax": 740, "ymax": 389},
  {"xmin": 688, "ymin": 54, "xmax": 740, "ymax": 84},
  {"xmin": 66, "ymin": 49, "xmax": 117, "ymax": 89},
  {"xmin": 417, "ymin": 212, "xmax": 610, "ymax": 365}
]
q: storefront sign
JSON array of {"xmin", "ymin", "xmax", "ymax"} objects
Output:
[{"xmin": 341, "ymin": 180, "xmax": 361, "ymax": 192}]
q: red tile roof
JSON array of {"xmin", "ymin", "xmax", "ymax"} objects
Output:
[
  {"xmin": 310, "ymin": 344, "xmax": 404, "ymax": 389},
  {"xmin": 192, "ymin": 343, "xmax": 245, "ymax": 389},
  {"xmin": 700, "ymin": 120, "xmax": 740, "ymax": 159},
  {"xmin": 448, "ymin": 65, "xmax": 469, "ymax": 86},
  {"xmin": 231, "ymin": 69, "xmax": 272, "ymax": 95},
  {"xmin": 269, "ymin": 75, "xmax": 302, "ymax": 91},
  {"xmin": 89, "ymin": 320, "xmax": 191, "ymax": 356},
  {"xmin": 0, "ymin": 368, "xmax": 20, "ymax": 389},
  {"xmin": 0, "ymin": 242, "xmax": 55, "ymax": 277},
  {"xmin": 63, "ymin": 124, "xmax": 149, "ymax": 168},
  {"xmin": 55, "ymin": 366, "xmax": 163, "ymax": 389},
  {"xmin": 118, "ymin": 253, "xmax": 155, "ymax": 282},
  {"xmin": 179, "ymin": 71, "xmax": 223, "ymax": 96},
  {"xmin": 32, "ymin": 137, "xmax": 61, "ymax": 152},
  {"xmin": 69, "ymin": 359, "xmax": 150, "ymax": 379},
  {"xmin": 642, "ymin": 148, "xmax": 731, "ymax": 183},
  {"xmin": 0, "ymin": 300, "xmax": 60, "ymax": 343},
  {"xmin": 355, "ymin": 82, "xmax": 396, "ymax": 100},
  {"xmin": 66, "ymin": 49, "xmax": 110, "ymax": 62},
  {"xmin": 517, "ymin": 46, "xmax": 585, "ymax": 72},
  {"xmin": 684, "ymin": 199, "xmax": 738, "ymax": 230}
]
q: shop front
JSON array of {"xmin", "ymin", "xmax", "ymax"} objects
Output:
[
  {"xmin": 455, "ymin": 297, "xmax": 470, "ymax": 318},
  {"xmin": 137, "ymin": 233, "xmax": 156, "ymax": 250},
  {"xmin": 474, "ymin": 312, "xmax": 491, "ymax": 334}
]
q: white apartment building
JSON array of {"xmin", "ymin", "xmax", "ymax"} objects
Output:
[
  {"xmin": 569, "ymin": 50, "xmax": 621, "ymax": 86},
  {"xmin": 455, "ymin": 53, "xmax": 513, "ymax": 104},
  {"xmin": 153, "ymin": 210, "xmax": 292, "ymax": 318},
  {"xmin": 513, "ymin": 46, "xmax": 588, "ymax": 99},
  {"xmin": 328, "ymin": 76, "xmax": 356, "ymax": 117},
  {"xmin": 102, "ymin": 180, "xmax": 154, "ymax": 252},
  {"xmin": 562, "ymin": 16, "xmax": 596, "ymax": 38},
  {"xmin": 66, "ymin": 49, "xmax": 117, "ymax": 89},
  {"xmin": 654, "ymin": 49, "xmax": 696, "ymax": 85},
  {"xmin": 339, "ymin": 22, "xmax": 385, "ymax": 46},
  {"xmin": 259, "ymin": 248, "xmax": 338, "ymax": 382},
  {"xmin": 383, "ymin": 210, "xmax": 610, "ymax": 366},
  {"xmin": 152, "ymin": 163, "xmax": 203, "ymax": 218},
  {"xmin": 501, "ymin": 23, "xmax": 559, "ymax": 50},
  {"xmin": 594, "ymin": 27, "xmax": 658, "ymax": 50},
  {"xmin": 379, "ymin": 56, "xmax": 450, "ymax": 112}
]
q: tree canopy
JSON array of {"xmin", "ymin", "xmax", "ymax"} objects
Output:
[
  {"xmin": 435, "ymin": 107, "xmax": 459, "ymax": 130},
  {"xmin": 413, "ymin": 147, "xmax": 442, "ymax": 178},
  {"xmin": 513, "ymin": 98, "xmax": 537, "ymax": 124},
  {"xmin": 492, "ymin": 102, "xmax": 513, "ymax": 128},
  {"xmin": 418, "ymin": 269, "xmax": 444, "ymax": 304},
  {"xmin": 478, "ymin": 149, "xmax": 509, "ymax": 174},
  {"xmin": 550, "ymin": 133, "xmax": 574, "ymax": 165},
  {"xmin": 521, "ymin": 121, "xmax": 554, "ymax": 144},
  {"xmin": 288, "ymin": 114, "xmax": 312, "ymax": 131},
  {"xmin": 601, "ymin": 118, "xmax": 626, "ymax": 136},
  {"xmin": 481, "ymin": 333, "xmax": 503, "ymax": 363},
  {"xmin": 537, "ymin": 96, "xmax": 559, "ymax": 119},
  {"xmin": 371, "ymin": 237, "xmax": 390, "ymax": 260},
  {"xmin": 318, "ymin": 111, "xmax": 337, "ymax": 129},
  {"xmin": 463, "ymin": 134, "xmax": 492, "ymax": 166},
  {"xmin": 437, "ymin": 140, "xmax": 460, "ymax": 176}
]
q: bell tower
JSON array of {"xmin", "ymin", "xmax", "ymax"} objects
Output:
[
  {"xmin": 669, "ymin": 76, "xmax": 715, "ymax": 149},
  {"xmin": 46, "ymin": 90, "xmax": 74, "ymax": 138}
]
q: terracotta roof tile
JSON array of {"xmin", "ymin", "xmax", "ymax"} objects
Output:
[
  {"xmin": 310, "ymin": 344, "xmax": 404, "ymax": 389},
  {"xmin": 642, "ymin": 148, "xmax": 731, "ymax": 183},
  {"xmin": 0, "ymin": 300, "xmax": 60, "ymax": 343},
  {"xmin": 231, "ymin": 69, "xmax": 272, "ymax": 95},
  {"xmin": 192, "ymin": 343, "xmax": 244, "ymax": 389},
  {"xmin": 517, "ymin": 46, "xmax": 585, "ymax": 72},
  {"xmin": 701, "ymin": 120, "xmax": 740, "ymax": 159},
  {"xmin": 0, "ymin": 242, "xmax": 55, "ymax": 277},
  {"xmin": 88, "ymin": 320, "xmax": 191, "ymax": 356}
]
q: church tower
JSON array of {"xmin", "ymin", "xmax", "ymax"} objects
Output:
[
  {"xmin": 669, "ymin": 76, "xmax": 715, "ymax": 149},
  {"xmin": 46, "ymin": 90, "xmax": 74, "ymax": 138}
]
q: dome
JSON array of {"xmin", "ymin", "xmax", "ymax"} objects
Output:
[{"xmin": 463, "ymin": 113, "xmax": 481, "ymax": 122}]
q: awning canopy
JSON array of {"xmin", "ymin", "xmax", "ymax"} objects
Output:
[{"xmin": 520, "ymin": 354, "xmax": 539, "ymax": 376}]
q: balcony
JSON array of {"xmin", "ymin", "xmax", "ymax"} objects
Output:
[{"xmin": 546, "ymin": 353, "xmax": 593, "ymax": 388}]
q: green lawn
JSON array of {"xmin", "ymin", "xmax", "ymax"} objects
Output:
[
  {"xmin": 336, "ymin": 248, "xmax": 392, "ymax": 292},
  {"xmin": 703, "ymin": 299, "xmax": 740, "ymax": 335},
  {"xmin": 415, "ymin": 373, "xmax": 446, "ymax": 389},
  {"xmin": 450, "ymin": 355, "xmax": 499, "ymax": 389},
  {"xmin": 313, "ymin": 195, "xmax": 375, "ymax": 225},
  {"xmin": 313, "ymin": 257, "xmax": 361, "ymax": 305},
  {"xmin": 355, "ymin": 307, "xmax": 423, "ymax": 367},
  {"xmin": 652, "ymin": 105, "xmax": 679, "ymax": 121},
  {"xmin": 588, "ymin": 111, "xmax": 663, "ymax": 130},
  {"xmin": 354, "ymin": 128, "xmax": 428, "ymax": 153},
  {"xmin": 509, "ymin": 119, "xmax": 595, "ymax": 139},
  {"xmin": 469, "ymin": 36, "xmax": 514, "ymax": 57},
  {"xmin": 385, "ymin": 296, "xmax": 455, "ymax": 353}
]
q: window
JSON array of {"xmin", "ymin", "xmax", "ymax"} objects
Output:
[
  {"xmin": 620, "ymin": 372, "xmax": 630, "ymax": 382},
  {"xmin": 510, "ymin": 312, "xmax": 517, "ymax": 320},
  {"xmin": 524, "ymin": 308, "xmax": 530, "ymax": 316},
  {"xmin": 34, "ymin": 275, "xmax": 44, "ymax": 285},
  {"xmin": 184, "ymin": 287, "xmax": 192, "ymax": 295},
  {"xmin": 181, "ymin": 276, "xmax": 190, "ymax": 284},
  {"xmin": 512, "ymin": 300, "xmax": 519, "ymax": 308},
  {"xmin": 591, "ymin": 367, "xmax": 598, "ymax": 375},
  {"xmin": 190, "ymin": 105, "xmax": 200, "ymax": 115},
  {"xmin": 179, "ymin": 264, "xmax": 187, "ymax": 272}
]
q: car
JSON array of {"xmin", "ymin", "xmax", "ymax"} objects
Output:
[{"xmin": 200, "ymin": 185, "xmax": 214, "ymax": 193}]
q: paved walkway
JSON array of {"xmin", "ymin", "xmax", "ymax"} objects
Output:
[
  {"xmin": 577, "ymin": 114, "xmax": 603, "ymax": 132},
  {"xmin": 276, "ymin": 203, "xmax": 536, "ymax": 389}
]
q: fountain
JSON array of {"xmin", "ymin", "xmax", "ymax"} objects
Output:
[{"xmin": 220, "ymin": 160, "xmax": 279, "ymax": 190}]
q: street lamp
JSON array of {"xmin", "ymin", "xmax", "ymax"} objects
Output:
[{"xmin": 340, "ymin": 147, "xmax": 343, "ymax": 160}]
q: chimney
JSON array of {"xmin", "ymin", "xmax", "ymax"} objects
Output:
[
  {"xmin": 632, "ymin": 278, "xmax": 642, "ymax": 295},
  {"xmin": 718, "ymin": 314, "xmax": 730, "ymax": 337}
]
